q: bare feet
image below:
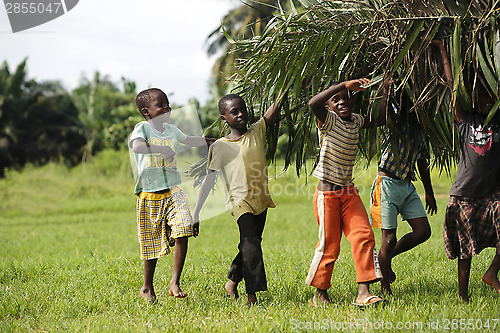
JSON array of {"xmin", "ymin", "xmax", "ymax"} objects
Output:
[
  {"xmin": 169, "ymin": 282, "xmax": 187, "ymax": 298},
  {"xmin": 140, "ymin": 286, "xmax": 157, "ymax": 304},
  {"xmin": 310, "ymin": 289, "xmax": 332, "ymax": 308},
  {"xmin": 225, "ymin": 280, "xmax": 239, "ymax": 300},
  {"xmin": 390, "ymin": 270, "xmax": 396, "ymax": 283},
  {"xmin": 247, "ymin": 293, "xmax": 257, "ymax": 307},
  {"xmin": 379, "ymin": 269, "xmax": 395, "ymax": 296},
  {"xmin": 482, "ymin": 272, "xmax": 500, "ymax": 295},
  {"xmin": 380, "ymin": 280, "xmax": 393, "ymax": 296}
]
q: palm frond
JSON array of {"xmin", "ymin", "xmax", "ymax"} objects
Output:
[{"xmin": 222, "ymin": 0, "xmax": 500, "ymax": 175}]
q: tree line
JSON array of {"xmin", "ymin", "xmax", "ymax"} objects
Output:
[
  {"xmin": 0, "ymin": 1, "xmax": 298, "ymax": 178},
  {"xmin": 0, "ymin": 59, "xmax": 221, "ymax": 177}
]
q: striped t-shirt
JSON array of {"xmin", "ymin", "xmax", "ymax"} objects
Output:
[{"xmin": 313, "ymin": 111, "xmax": 364, "ymax": 186}]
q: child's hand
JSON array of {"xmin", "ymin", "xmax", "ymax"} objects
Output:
[
  {"xmin": 160, "ymin": 146, "xmax": 175, "ymax": 162},
  {"xmin": 430, "ymin": 39, "xmax": 443, "ymax": 47},
  {"xmin": 425, "ymin": 193, "xmax": 437, "ymax": 216},
  {"xmin": 192, "ymin": 218, "xmax": 199, "ymax": 237},
  {"xmin": 344, "ymin": 78, "xmax": 372, "ymax": 91}
]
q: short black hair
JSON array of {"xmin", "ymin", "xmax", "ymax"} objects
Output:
[
  {"xmin": 135, "ymin": 88, "xmax": 165, "ymax": 111},
  {"xmin": 218, "ymin": 94, "xmax": 244, "ymax": 114}
]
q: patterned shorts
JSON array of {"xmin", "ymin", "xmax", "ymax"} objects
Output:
[
  {"xmin": 136, "ymin": 187, "xmax": 194, "ymax": 260},
  {"xmin": 443, "ymin": 191, "xmax": 500, "ymax": 260}
]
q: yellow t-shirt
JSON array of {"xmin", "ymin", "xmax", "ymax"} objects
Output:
[{"xmin": 208, "ymin": 118, "xmax": 275, "ymax": 220}]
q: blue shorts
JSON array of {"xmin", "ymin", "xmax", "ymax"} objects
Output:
[{"xmin": 369, "ymin": 175, "xmax": 426, "ymax": 229}]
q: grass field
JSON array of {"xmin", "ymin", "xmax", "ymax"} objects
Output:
[{"xmin": 1, "ymin": 149, "xmax": 499, "ymax": 332}]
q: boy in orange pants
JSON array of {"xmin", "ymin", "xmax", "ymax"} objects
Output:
[{"xmin": 306, "ymin": 78, "xmax": 389, "ymax": 307}]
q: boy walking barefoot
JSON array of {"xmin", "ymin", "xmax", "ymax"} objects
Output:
[
  {"xmin": 306, "ymin": 78, "xmax": 387, "ymax": 308},
  {"xmin": 433, "ymin": 40, "xmax": 500, "ymax": 302},
  {"xmin": 129, "ymin": 88, "xmax": 214, "ymax": 304},
  {"xmin": 192, "ymin": 93, "xmax": 281, "ymax": 306},
  {"xmin": 370, "ymin": 128, "xmax": 437, "ymax": 296}
]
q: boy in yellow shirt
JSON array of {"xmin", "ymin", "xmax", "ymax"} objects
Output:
[{"xmin": 193, "ymin": 94, "xmax": 281, "ymax": 306}]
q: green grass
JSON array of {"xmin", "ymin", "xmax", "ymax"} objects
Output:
[{"xmin": 1, "ymin": 150, "xmax": 499, "ymax": 332}]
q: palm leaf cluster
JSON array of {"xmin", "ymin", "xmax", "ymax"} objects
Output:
[
  {"xmin": 206, "ymin": 0, "xmax": 295, "ymax": 91},
  {"xmin": 227, "ymin": 0, "xmax": 500, "ymax": 175}
]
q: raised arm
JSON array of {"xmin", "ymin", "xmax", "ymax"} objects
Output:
[
  {"xmin": 362, "ymin": 77, "xmax": 391, "ymax": 128},
  {"xmin": 431, "ymin": 39, "xmax": 463, "ymax": 123},
  {"xmin": 181, "ymin": 136, "xmax": 217, "ymax": 147},
  {"xmin": 417, "ymin": 158, "xmax": 437, "ymax": 216},
  {"xmin": 263, "ymin": 92, "xmax": 284, "ymax": 128},
  {"xmin": 192, "ymin": 169, "xmax": 218, "ymax": 236},
  {"xmin": 309, "ymin": 78, "xmax": 372, "ymax": 123}
]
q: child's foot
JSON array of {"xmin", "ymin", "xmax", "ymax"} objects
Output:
[
  {"xmin": 169, "ymin": 282, "xmax": 187, "ymax": 298},
  {"xmin": 353, "ymin": 295, "xmax": 386, "ymax": 307},
  {"xmin": 482, "ymin": 272, "xmax": 500, "ymax": 295},
  {"xmin": 355, "ymin": 290, "xmax": 385, "ymax": 307},
  {"xmin": 310, "ymin": 289, "xmax": 332, "ymax": 308},
  {"xmin": 140, "ymin": 286, "xmax": 157, "ymax": 304},
  {"xmin": 225, "ymin": 280, "xmax": 239, "ymax": 300},
  {"xmin": 380, "ymin": 280, "xmax": 393, "ymax": 296},
  {"xmin": 247, "ymin": 293, "xmax": 257, "ymax": 307}
]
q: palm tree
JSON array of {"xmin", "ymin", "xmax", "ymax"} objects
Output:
[
  {"xmin": 227, "ymin": 0, "xmax": 500, "ymax": 174},
  {"xmin": 0, "ymin": 59, "xmax": 86, "ymax": 176},
  {"xmin": 206, "ymin": 0, "xmax": 301, "ymax": 91},
  {"xmin": 0, "ymin": 59, "xmax": 27, "ymax": 176},
  {"xmin": 72, "ymin": 72, "xmax": 136, "ymax": 162}
]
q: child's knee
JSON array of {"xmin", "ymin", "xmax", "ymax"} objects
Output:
[
  {"xmin": 415, "ymin": 221, "xmax": 431, "ymax": 242},
  {"xmin": 420, "ymin": 225, "xmax": 431, "ymax": 242},
  {"xmin": 382, "ymin": 234, "xmax": 397, "ymax": 249},
  {"xmin": 380, "ymin": 228, "xmax": 397, "ymax": 249},
  {"xmin": 241, "ymin": 236, "xmax": 262, "ymax": 252}
]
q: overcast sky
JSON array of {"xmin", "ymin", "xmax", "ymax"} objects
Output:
[{"xmin": 0, "ymin": 0, "xmax": 239, "ymax": 105}]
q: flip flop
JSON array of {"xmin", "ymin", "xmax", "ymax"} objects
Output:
[{"xmin": 352, "ymin": 295, "xmax": 386, "ymax": 308}]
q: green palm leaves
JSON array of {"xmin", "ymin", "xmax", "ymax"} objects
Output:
[{"xmin": 225, "ymin": 0, "xmax": 499, "ymax": 174}]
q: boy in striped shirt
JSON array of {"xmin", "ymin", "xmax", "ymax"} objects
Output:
[{"xmin": 306, "ymin": 78, "xmax": 389, "ymax": 307}]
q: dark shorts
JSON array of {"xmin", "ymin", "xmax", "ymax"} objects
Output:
[{"xmin": 443, "ymin": 191, "xmax": 500, "ymax": 260}]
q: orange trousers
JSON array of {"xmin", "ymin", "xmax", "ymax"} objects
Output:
[{"xmin": 306, "ymin": 184, "xmax": 381, "ymax": 289}]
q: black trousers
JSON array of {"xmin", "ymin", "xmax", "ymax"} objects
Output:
[{"xmin": 227, "ymin": 210, "xmax": 268, "ymax": 294}]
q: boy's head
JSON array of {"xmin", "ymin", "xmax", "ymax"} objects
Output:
[
  {"xmin": 326, "ymin": 84, "xmax": 353, "ymax": 120},
  {"xmin": 218, "ymin": 94, "xmax": 248, "ymax": 129},
  {"xmin": 136, "ymin": 88, "xmax": 171, "ymax": 121}
]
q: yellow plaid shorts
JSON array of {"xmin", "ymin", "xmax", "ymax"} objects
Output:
[{"xmin": 136, "ymin": 186, "xmax": 194, "ymax": 260}]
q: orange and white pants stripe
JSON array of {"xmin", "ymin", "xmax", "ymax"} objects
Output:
[{"xmin": 306, "ymin": 184, "xmax": 382, "ymax": 289}]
